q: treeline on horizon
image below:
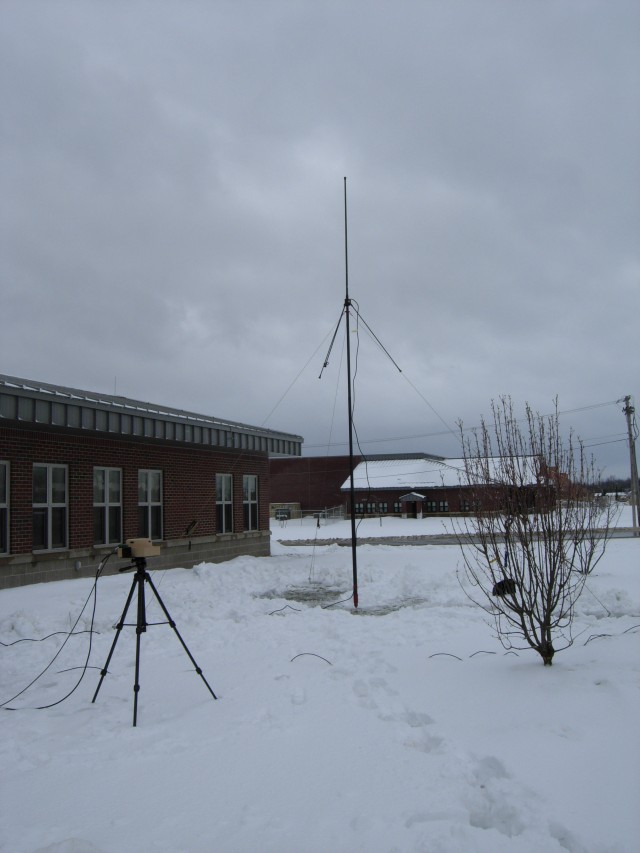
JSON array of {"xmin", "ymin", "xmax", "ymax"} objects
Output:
[{"xmin": 590, "ymin": 476, "xmax": 634, "ymax": 494}]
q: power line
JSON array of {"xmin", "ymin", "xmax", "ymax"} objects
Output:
[
  {"xmin": 583, "ymin": 438, "xmax": 628, "ymax": 449},
  {"xmin": 304, "ymin": 399, "xmax": 622, "ymax": 451}
]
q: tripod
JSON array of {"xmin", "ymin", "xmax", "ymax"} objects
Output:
[{"xmin": 92, "ymin": 556, "xmax": 217, "ymax": 726}]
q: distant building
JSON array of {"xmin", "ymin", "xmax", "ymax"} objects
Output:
[
  {"xmin": 270, "ymin": 452, "xmax": 546, "ymax": 519},
  {"xmin": 268, "ymin": 454, "xmax": 360, "ymax": 515},
  {"xmin": 342, "ymin": 455, "xmax": 542, "ymax": 517},
  {"xmin": 0, "ymin": 375, "xmax": 302, "ymax": 588}
]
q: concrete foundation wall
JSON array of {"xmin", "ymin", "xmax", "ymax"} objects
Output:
[{"xmin": 0, "ymin": 531, "xmax": 271, "ymax": 589}]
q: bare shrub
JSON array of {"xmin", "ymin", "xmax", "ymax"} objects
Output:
[{"xmin": 456, "ymin": 397, "xmax": 618, "ymax": 665}]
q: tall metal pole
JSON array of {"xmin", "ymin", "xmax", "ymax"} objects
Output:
[
  {"xmin": 344, "ymin": 177, "xmax": 359, "ymax": 607},
  {"xmin": 622, "ymin": 395, "xmax": 639, "ymax": 536}
]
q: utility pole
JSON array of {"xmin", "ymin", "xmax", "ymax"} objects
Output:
[{"xmin": 622, "ymin": 395, "xmax": 639, "ymax": 536}]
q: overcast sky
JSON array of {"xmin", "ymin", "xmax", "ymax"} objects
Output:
[{"xmin": 1, "ymin": 1, "xmax": 638, "ymax": 478}]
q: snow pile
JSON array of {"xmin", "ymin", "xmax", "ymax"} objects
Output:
[{"xmin": 1, "ymin": 518, "xmax": 638, "ymax": 852}]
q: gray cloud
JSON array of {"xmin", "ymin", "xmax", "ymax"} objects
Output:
[{"xmin": 1, "ymin": 0, "xmax": 638, "ymax": 476}]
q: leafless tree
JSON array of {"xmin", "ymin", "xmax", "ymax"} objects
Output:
[{"xmin": 455, "ymin": 397, "xmax": 618, "ymax": 665}]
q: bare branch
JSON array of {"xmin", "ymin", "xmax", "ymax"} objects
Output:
[{"xmin": 455, "ymin": 397, "xmax": 615, "ymax": 665}]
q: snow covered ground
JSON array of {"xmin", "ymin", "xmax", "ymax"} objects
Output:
[{"xmin": 1, "ymin": 509, "xmax": 638, "ymax": 853}]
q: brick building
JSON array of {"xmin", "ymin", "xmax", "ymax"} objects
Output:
[
  {"xmin": 343, "ymin": 456, "xmax": 536, "ymax": 517},
  {"xmin": 270, "ymin": 453, "xmax": 544, "ymax": 518},
  {"xmin": 0, "ymin": 375, "xmax": 302, "ymax": 588},
  {"xmin": 268, "ymin": 454, "xmax": 358, "ymax": 515},
  {"xmin": 269, "ymin": 453, "xmax": 459, "ymax": 516}
]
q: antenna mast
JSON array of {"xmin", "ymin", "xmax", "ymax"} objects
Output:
[
  {"xmin": 319, "ymin": 179, "xmax": 401, "ymax": 607},
  {"xmin": 344, "ymin": 177, "xmax": 359, "ymax": 608}
]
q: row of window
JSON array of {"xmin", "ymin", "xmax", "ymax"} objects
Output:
[
  {"xmin": 0, "ymin": 462, "xmax": 259, "ymax": 554},
  {"xmin": 354, "ymin": 502, "xmax": 399, "ymax": 515},
  {"xmin": 353, "ymin": 500, "xmax": 472, "ymax": 514},
  {"xmin": 426, "ymin": 501, "xmax": 449, "ymax": 513}
]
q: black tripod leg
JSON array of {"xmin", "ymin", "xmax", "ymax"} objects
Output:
[
  {"xmin": 92, "ymin": 573, "xmax": 138, "ymax": 704},
  {"xmin": 132, "ymin": 577, "xmax": 145, "ymax": 726},
  {"xmin": 145, "ymin": 573, "xmax": 218, "ymax": 700}
]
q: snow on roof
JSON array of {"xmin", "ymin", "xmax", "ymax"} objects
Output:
[{"xmin": 341, "ymin": 456, "xmax": 539, "ymax": 491}]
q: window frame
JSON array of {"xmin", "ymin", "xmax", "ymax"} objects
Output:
[
  {"xmin": 0, "ymin": 461, "xmax": 8, "ymax": 555},
  {"xmin": 32, "ymin": 463, "xmax": 68, "ymax": 551},
  {"xmin": 216, "ymin": 473, "xmax": 233, "ymax": 534},
  {"xmin": 138, "ymin": 469, "xmax": 163, "ymax": 541},
  {"xmin": 93, "ymin": 467, "xmax": 123, "ymax": 546},
  {"xmin": 243, "ymin": 474, "xmax": 259, "ymax": 531}
]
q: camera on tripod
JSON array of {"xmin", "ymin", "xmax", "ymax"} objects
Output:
[
  {"xmin": 118, "ymin": 538, "xmax": 161, "ymax": 560},
  {"xmin": 95, "ymin": 536, "xmax": 216, "ymax": 725}
]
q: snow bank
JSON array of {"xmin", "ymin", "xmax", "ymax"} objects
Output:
[{"xmin": 1, "ymin": 521, "xmax": 638, "ymax": 852}]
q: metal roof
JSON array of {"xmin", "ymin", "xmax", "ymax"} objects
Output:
[
  {"xmin": 0, "ymin": 374, "xmax": 303, "ymax": 455},
  {"xmin": 341, "ymin": 456, "xmax": 539, "ymax": 491}
]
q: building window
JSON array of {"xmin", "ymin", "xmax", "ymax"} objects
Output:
[
  {"xmin": 67, "ymin": 405, "xmax": 81, "ymax": 427},
  {"xmin": 138, "ymin": 470, "xmax": 163, "ymax": 540},
  {"xmin": 35, "ymin": 400, "xmax": 50, "ymax": 423},
  {"xmin": 379, "ymin": 502, "xmax": 388, "ymax": 514},
  {"xmin": 52, "ymin": 403, "xmax": 65, "ymax": 425},
  {"xmin": 460, "ymin": 499, "xmax": 471, "ymax": 512},
  {"xmin": 1, "ymin": 462, "xmax": 8, "ymax": 554},
  {"xmin": 439, "ymin": 501, "xmax": 449, "ymax": 513},
  {"xmin": 354, "ymin": 502, "xmax": 364, "ymax": 515},
  {"xmin": 243, "ymin": 475, "xmax": 259, "ymax": 531},
  {"xmin": 216, "ymin": 473, "xmax": 233, "ymax": 533},
  {"xmin": 94, "ymin": 468, "xmax": 122, "ymax": 545},
  {"xmin": 366, "ymin": 502, "xmax": 376, "ymax": 514},
  {"xmin": 33, "ymin": 464, "xmax": 68, "ymax": 550},
  {"xmin": 82, "ymin": 408, "xmax": 95, "ymax": 429},
  {"xmin": 426, "ymin": 501, "xmax": 437, "ymax": 513},
  {"xmin": 393, "ymin": 501, "xmax": 401, "ymax": 513},
  {"xmin": 18, "ymin": 397, "xmax": 35, "ymax": 421}
]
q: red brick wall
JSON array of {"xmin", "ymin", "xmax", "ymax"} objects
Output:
[
  {"xmin": 1, "ymin": 423, "xmax": 270, "ymax": 555},
  {"xmin": 269, "ymin": 455, "xmax": 361, "ymax": 512}
]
